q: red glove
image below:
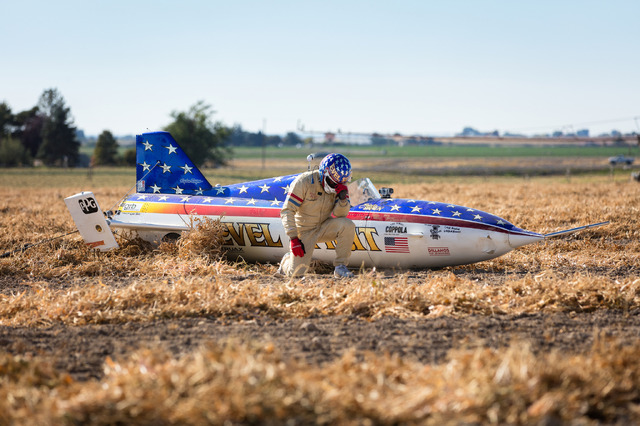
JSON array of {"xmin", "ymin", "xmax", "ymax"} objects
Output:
[
  {"xmin": 335, "ymin": 183, "xmax": 349, "ymax": 200},
  {"xmin": 290, "ymin": 237, "xmax": 306, "ymax": 257}
]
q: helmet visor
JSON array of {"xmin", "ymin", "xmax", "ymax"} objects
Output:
[{"xmin": 324, "ymin": 174, "xmax": 339, "ymax": 189}]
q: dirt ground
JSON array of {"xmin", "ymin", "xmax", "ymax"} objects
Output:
[{"xmin": 2, "ymin": 273, "xmax": 639, "ymax": 382}]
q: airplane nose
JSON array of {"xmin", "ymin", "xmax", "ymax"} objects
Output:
[{"xmin": 508, "ymin": 230, "xmax": 544, "ymax": 249}]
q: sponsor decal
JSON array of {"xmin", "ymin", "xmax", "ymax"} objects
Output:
[
  {"xmin": 385, "ymin": 223, "xmax": 407, "ymax": 234},
  {"xmin": 428, "ymin": 247, "xmax": 450, "ymax": 256},
  {"xmin": 221, "ymin": 223, "xmax": 382, "ymax": 252},
  {"xmin": 318, "ymin": 227, "xmax": 381, "ymax": 252},
  {"xmin": 222, "ymin": 247, "xmax": 244, "ymax": 253},
  {"xmin": 86, "ymin": 240, "xmax": 105, "ymax": 248},
  {"xmin": 180, "ymin": 178, "xmax": 204, "ymax": 185},
  {"xmin": 361, "ymin": 203, "xmax": 383, "ymax": 211},
  {"xmin": 384, "ymin": 236, "xmax": 409, "ymax": 253},
  {"xmin": 430, "ymin": 225, "xmax": 441, "ymax": 240},
  {"xmin": 137, "ymin": 180, "xmax": 145, "ymax": 192},
  {"xmin": 120, "ymin": 202, "xmax": 143, "ymax": 213},
  {"xmin": 443, "ymin": 226, "xmax": 461, "ymax": 234},
  {"xmin": 78, "ymin": 197, "xmax": 99, "ymax": 214},
  {"xmin": 223, "ymin": 222, "xmax": 283, "ymax": 248}
]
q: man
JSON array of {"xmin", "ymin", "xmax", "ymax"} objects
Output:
[{"xmin": 278, "ymin": 153, "xmax": 355, "ymax": 278}]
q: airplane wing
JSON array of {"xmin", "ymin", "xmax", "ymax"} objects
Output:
[{"xmin": 544, "ymin": 221, "xmax": 609, "ymax": 238}]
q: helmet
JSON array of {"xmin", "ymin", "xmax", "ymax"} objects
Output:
[{"xmin": 319, "ymin": 153, "xmax": 352, "ymax": 185}]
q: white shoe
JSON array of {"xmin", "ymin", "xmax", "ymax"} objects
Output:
[
  {"xmin": 275, "ymin": 253, "xmax": 289, "ymax": 277},
  {"xmin": 334, "ymin": 264, "xmax": 354, "ymax": 278}
]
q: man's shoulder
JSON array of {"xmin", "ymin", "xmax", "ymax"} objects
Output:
[{"xmin": 293, "ymin": 170, "xmax": 319, "ymax": 186}]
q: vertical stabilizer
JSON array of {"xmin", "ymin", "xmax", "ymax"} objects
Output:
[
  {"xmin": 136, "ymin": 131, "xmax": 213, "ymax": 195},
  {"xmin": 64, "ymin": 192, "xmax": 119, "ymax": 251}
]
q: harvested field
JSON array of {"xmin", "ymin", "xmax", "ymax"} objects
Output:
[{"xmin": 0, "ymin": 169, "xmax": 639, "ymax": 424}]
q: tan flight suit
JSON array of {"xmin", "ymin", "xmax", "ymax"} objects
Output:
[{"xmin": 280, "ymin": 170, "xmax": 355, "ymax": 276}]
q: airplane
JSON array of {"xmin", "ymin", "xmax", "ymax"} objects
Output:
[{"xmin": 65, "ymin": 131, "xmax": 608, "ymax": 270}]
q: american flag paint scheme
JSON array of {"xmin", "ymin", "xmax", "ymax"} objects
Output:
[{"xmin": 66, "ymin": 131, "xmax": 608, "ymax": 269}]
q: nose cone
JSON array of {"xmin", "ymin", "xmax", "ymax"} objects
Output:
[{"xmin": 508, "ymin": 229, "xmax": 544, "ymax": 248}]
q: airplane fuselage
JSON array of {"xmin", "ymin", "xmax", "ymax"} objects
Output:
[{"xmin": 109, "ymin": 192, "xmax": 544, "ymax": 269}]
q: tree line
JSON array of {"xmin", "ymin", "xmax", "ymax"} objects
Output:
[
  {"xmin": 0, "ymin": 90, "xmax": 307, "ymax": 168},
  {"xmin": 0, "ymin": 88, "xmax": 80, "ymax": 167}
]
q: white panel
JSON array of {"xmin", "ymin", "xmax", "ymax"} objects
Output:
[{"xmin": 64, "ymin": 192, "xmax": 119, "ymax": 251}]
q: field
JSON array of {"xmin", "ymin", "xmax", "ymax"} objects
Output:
[{"xmin": 1, "ymin": 155, "xmax": 640, "ymax": 424}]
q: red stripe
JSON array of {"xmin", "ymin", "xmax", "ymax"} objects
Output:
[
  {"xmin": 143, "ymin": 201, "xmax": 530, "ymax": 236},
  {"xmin": 347, "ymin": 211, "xmax": 522, "ymax": 235},
  {"xmin": 289, "ymin": 193, "xmax": 303, "ymax": 203}
]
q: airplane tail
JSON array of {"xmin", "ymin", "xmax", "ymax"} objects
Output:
[{"xmin": 135, "ymin": 132, "xmax": 213, "ymax": 195}]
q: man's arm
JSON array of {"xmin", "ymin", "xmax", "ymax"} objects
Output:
[
  {"xmin": 332, "ymin": 183, "xmax": 351, "ymax": 217},
  {"xmin": 281, "ymin": 175, "xmax": 305, "ymax": 239}
]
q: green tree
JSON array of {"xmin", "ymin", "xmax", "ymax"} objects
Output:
[
  {"xmin": 93, "ymin": 130, "xmax": 119, "ymax": 165},
  {"xmin": 122, "ymin": 147, "xmax": 137, "ymax": 166},
  {"xmin": 0, "ymin": 136, "xmax": 31, "ymax": 166},
  {"xmin": 163, "ymin": 101, "xmax": 232, "ymax": 167},
  {"xmin": 13, "ymin": 107, "xmax": 43, "ymax": 158},
  {"xmin": 36, "ymin": 88, "xmax": 80, "ymax": 166},
  {"xmin": 283, "ymin": 132, "xmax": 303, "ymax": 146},
  {"xmin": 0, "ymin": 102, "xmax": 14, "ymax": 139}
]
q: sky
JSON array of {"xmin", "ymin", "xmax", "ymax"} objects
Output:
[{"xmin": 2, "ymin": 0, "xmax": 639, "ymax": 137}]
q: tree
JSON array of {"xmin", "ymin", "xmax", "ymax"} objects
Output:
[
  {"xmin": 93, "ymin": 130, "xmax": 119, "ymax": 165},
  {"xmin": 35, "ymin": 88, "xmax": 80, "ymax": 166},
  {"xmin": 13, "ymin": 107, "xmax": 43, "ymax": 158},
  {"xmin": 163, "ymin": 101, "xmax": 232, "ymax": 167},
  {"xmin": 122, "ymin": 147, "xmax": 136, "ymax": 166},
  {"xmin": 282, "ymin": 132, "xmax": 302, "ymax": 146},
  {"xmin": 0, "ymin": 102, "xmax": 14, "ymax": 139},
  {"xmin": 0, "ymin": 136, "xmax": 30, "ymax": 166}
]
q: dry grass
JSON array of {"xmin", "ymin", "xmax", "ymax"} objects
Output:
[
  {"xmin": 0, "ymin": 171, "xmax": 639, "ymax": 424},
  {"xmin": 0, "ymin": 176, "xmax": 637, "ymax": 325},
  {"xmin": 2, "ymin": 337, "xmax": 640, "ymax": 424}
]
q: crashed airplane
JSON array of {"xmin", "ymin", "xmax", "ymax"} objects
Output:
[{"xmin": 65, "ymin": 131, "xmax": 608, "ymax": 270}]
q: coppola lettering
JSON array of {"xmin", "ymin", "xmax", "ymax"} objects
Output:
[{"xmin": 385, "ymin": 223, "xmax": 407, "ymax": 234}]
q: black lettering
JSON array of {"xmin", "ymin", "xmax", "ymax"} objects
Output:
[{"xmin": 78, "ymin": 197, "xmax": 99, "ymax": 214}]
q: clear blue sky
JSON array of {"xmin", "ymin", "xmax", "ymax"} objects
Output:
[{"xmin": 2, "ymin": 0, "xmax": 639, "ymax": 137}]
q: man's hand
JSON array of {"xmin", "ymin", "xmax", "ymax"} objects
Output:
[
  {"xmin": 335, "ymin": 183, "xmax": 349, "ymax": 200},
  {"xmin": 290, "ymin": 237, "xmax": 306, "ymax": 257}
]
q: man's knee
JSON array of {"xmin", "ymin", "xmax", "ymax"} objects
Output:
[{"xmin": 335, "ymin": 217, "xmax": 355, "ymax": 233}]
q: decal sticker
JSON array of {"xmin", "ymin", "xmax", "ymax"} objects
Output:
[
  {"xmin": 120, "ymin": 202, "xmax": 143, "ymax": 213},
  {"xmin": 443, "ymin": 226, "xmax": 461, "ymax": 234},
  {"xmin": 430, "ymin": 225, "xmax": 441, "ymax": 240},
  {"xmin": 78, "ymin": 197, "xmax": 99, "ymax": 214},
  {"xmin": 222, "ymin": 247, "xmax": 244, "ymax": 253},
  {"xmin": 180, "ymin": 178, "xmax": 204, "ymax": 185},
  {"xmin": 428, "ymin": 247, "xmax": 450, "ymax": 256},
  {"xmin": 317, "ymin": 227, "xmax": 381, "ymax": 252},
  {"xmin": 361, "ymin": 203, "xmax": 383, "ymax": 211},
  {"xmin": 384, "ymin": 236, "xmax": 409, "ymax": 253},
  {"xmin": 222, "ymin": 222, "xmax": 283, "ymax": 248},
  {"xmin": 385, "ymin": 223, "xmax": 407, "ymax": 234}
]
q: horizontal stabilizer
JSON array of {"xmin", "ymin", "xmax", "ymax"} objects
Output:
[{"xmin": 544, "ymin": 221, "xmax": 609, "ymax": 238}]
